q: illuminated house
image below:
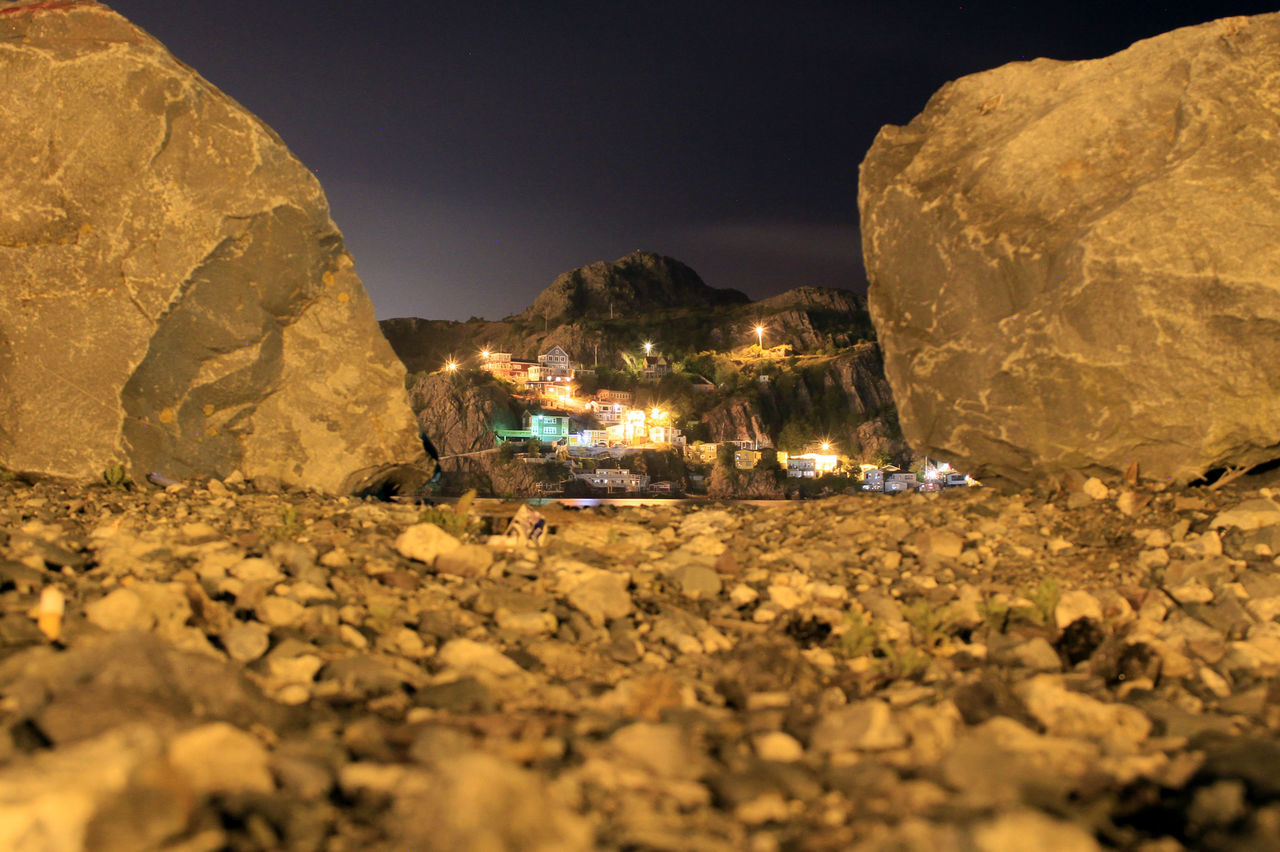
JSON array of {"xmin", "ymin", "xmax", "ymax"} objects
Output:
[
  {"xmin": 641, "ymin": 355, "xmax": 671, "ymax": 379},
  {"xmin": 536, "ymin": 346, "xmax": 574, "ymax": 381},
  {"xmin": 594, "ymin": 388, "xmax": 633, "ymax": 406},
  {"xmin": 649, "ymin": 425, "xmax": 684, "ymax": 446},
  {"xmin": 622, "ymin": 409, "xmax": 647, "ymax": 443},
  {"xmin": 495, "ymin": 411, "xmax": 572, "ymax": 443},
  {"xmin": 786, "ymin": 452, "xmax": 839, "ymax": 478},
  {"xmin": 584, "ymin": 398, "xmax": 626, "ymax": 425},
  {"xmin": 572, "ymin": 468, "xmax": 650, "ymax": 493},
  {"xmin": 734, "ymin": 449, "xmax": 762, "ymax": 469},
  {"xmin": 478, "ymin": 351, "xmax": 529, "ymax": 381}
]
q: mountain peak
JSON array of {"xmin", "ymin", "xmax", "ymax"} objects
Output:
[{"xmin": 521, "ymin": 251, "xmax": 748, "ymax": 322}]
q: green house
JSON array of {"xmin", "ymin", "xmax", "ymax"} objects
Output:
[{"xmin": 495, "ymin": 411, "xmax": 571, "ymax": 443}]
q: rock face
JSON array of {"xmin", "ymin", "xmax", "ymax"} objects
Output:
[
  {"xmin": 859, "ymin": 13, "xmax": 1280, "ymax": 484},
  {"xmin": 0, "ymin": 0, "xmax": 426, "ymax": 493},
  {"xmin": 523, "ymin": 251, "xmax": 748, "ymax": 324}
]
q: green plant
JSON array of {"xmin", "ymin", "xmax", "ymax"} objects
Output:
[
  {"xmin": 977, "ymin": 596, "xmax": 1011, "ymax": 634},
  {"xmin": 276, "ymin": 504, "xmax": 302, "ymax": 538},
  {"xmin": 1022, "ymin": 577, "xmax": 1061, "ymax": 627},
  {"xmin": 102, "ymin": 463, "xmax": 131, "ymax": 488},
  {"xmin": 837, "ymin": 610, "xmax": 879, "ymax": 658},
  {"xmin": 903, "ymin": 600, "xmax": 950, "ymax": 648},
  {"xmin": 418, "ymin": 488, "xmax": 480, "ymax": 539},
  {"xmin": 877, "ymin": 640, "xmax": 931, "ymax": 680}
]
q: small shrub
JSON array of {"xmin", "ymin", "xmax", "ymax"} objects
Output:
[
  {"xmin": 418, "ymin": 488, "xmax": 480, "ymax": 539},
  {"xmin": 837, "ymin": 610, "xmax": 879, "ymax": 658},
  {"xmin": 1022, "ymin": 577, "xmax": 1061, "ymax": 627},
  {"xmin": 903, "ymin": 600, "xmax": 950, "ymax": 648},
  {"xmin": 102, "ymin": 463, "xmax": 131, "ymax": 489}
]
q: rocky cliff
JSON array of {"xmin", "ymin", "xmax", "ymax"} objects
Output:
[
  {"xmin": 407, "ymin": 372, "xmax": 521, "ymax": 457},
  {"xmin": 702, "ymin": 344, "xmax": 906, "ymax": 462},
  {"xmin": 380, "ymin": 253, "xmax": 872, "ymax": 375},
  {"xmin": 521, "ymin": 251, "xmax": 748, "ymax": 324},
  {"xmin": 0, "ymin": 0, "xmax": 427, "ymax": 494},
  {"xmin": 860, "ymin": 12, "xmax": 1280, "ymax": 484}
]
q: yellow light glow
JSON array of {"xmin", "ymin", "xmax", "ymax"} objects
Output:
[
  {"xmin": 821, "ymin": 442, "xmax": 830, "ymax": 451},
  {"xmin": 480, "ymin": 349, "xmax": 490, "ymax": 359},
  {"xmin": 445, "ymin": 360, "xmax": 457, "ymax": 371},
  {"xmin": 643, "ymin": 341, "xmax": 653, "ymax": 355}
]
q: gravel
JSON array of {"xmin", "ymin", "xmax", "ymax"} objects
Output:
[{"xmin": 1, "ymin": 472, "xmax": 1279, "ymax": 850}]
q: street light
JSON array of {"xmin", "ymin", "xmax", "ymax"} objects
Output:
[
  {"xmin": 754, "ymin": 324, "xmax": 765, "ymax": 350},
  {"xmin": 445, "ymin": 359, "xmax": 458, "ymax": 372},
  {"xmin": 643, "ymin": 341, "xmax": 653, "ymax": 356}
]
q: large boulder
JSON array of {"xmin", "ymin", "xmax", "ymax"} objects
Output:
[
  {"xmin": 0, "ymin": 0, "xmax": 427, "ymax": 493},
  {"xmin": 859, "ymin": 14, "xmax": 1280, "ymax": 484}
]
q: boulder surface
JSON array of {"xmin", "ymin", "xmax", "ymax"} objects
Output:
[
  {"xmin": 859, "ymin": 13, "xmax": 1280, "ymax": 484},
  {"xmin": 0, "ymin": 0, "xmax": 426, "ymax": 493}
]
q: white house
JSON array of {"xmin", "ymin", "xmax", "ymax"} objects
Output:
[{"xmin": 573, "ymin": 468, "xmax": 650, "ymax": 493}]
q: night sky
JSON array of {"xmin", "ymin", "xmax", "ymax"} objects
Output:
[{"xmin": 109, "ymin": 1, "xmax": 1274, "ymax": 321}]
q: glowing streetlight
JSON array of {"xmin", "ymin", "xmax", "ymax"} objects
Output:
[
  {"xmin": 754, "ymin": 324, "xmax": 765, "ymax": 350},
  {"xmin": 643, "ymin": 341, "xmax": 653, "ymax": 356},
  {"xmin": 480, "ymin": 349, "xmax": 490, "ymax": 360},
  {"xmin": 445, "ymin": 360, "xmax": 458, "ymax": 372},
  {"xmin": 820, "ymin": 441, "xmax": 830, "ymax": 452}
]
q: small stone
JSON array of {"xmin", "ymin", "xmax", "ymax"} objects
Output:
[
  {"xmin": 752, "ymin": 731, "xmax": 804, "ymax": 762},
  {"xmin": 1116, "ymin": 490, "xmax": 1153, "ymax": 517},
  {"xmin": 85, "ymin": 588, "xmax": 153, "ymax": 632},
  {"xmin": 435, "ymin": 544, "xmax": 495, "ymax": 577},
  {"xmin": 729, "ymin": 583, "xmax": 759, "ymax": 606},
  {"xmin": 567, "ymin": 574, "xmax": 632, "ymax": 627},
  {"xmin": 767, "ymin": 585, "xmax": 805, "ymax": 610},
  {"xmin": 1017, "ymin": 675, "xmax": 1151, "ymax": 750},
  {"xmin": 971, "ymin": 808, "xmax": 1101, "ymax": 852},
  {"xmin": 1170, "ymin": 580, "xmax": 1215, "ymax": 604},
  {"xmin": 339, "ymin": 623, "xmax": 370, "ymax": 649},
  {"xmin": 734, "ymin": 791, "xmax": 791, "ymax": 826},
  {"xmin": 914, "ymin": 529, "xmax": 964, "ymax": 561},
  {"xmin": 221, "ymin": 621, "xmax": 270, "ymax": 662},
  {"xmin": 395, "ymin": 523, "xmax": 463, "ymax": 565},
  {"xmin": 1010, "ymin": 637, "xmax": 1062, "ymax": 672},
  {"xmin": 609, "ymin": 722, "xmax": 705, "ymax": 779},
  {"xmin": 672, "ymin": 564, "xmax": 722, "ymax": 599},
  {"xmin": 496, "ymin": 609, "xmax": 557, "ymax": 636},
  {"xmin": 1211, "ymin": 498, "xmax": 1280, "ymax": 532},
  {"xmin": 1188, "ymin": 779, "xmax": 1248, "ymax": 830},
  {"xmin": 1082, "ymin": 477, "xmax": 1109, "ymax": 501},
  {"xmin": 437, "ymin": 638, "xmax": 524, "ymax": 678},
  {"xmin": 1055, "ymin": 590, "xmax": 1103, "ymax": 629},
  {"xmin": 230, "ymin": 557, "xmax": 284, "ymax": 584},
  {"xmin": 257, "ymin": 596, "xmax": 306, "ymax": 628},
  {"xmin": 810, "ymin": 699, "xmax": 907, "ymax": 753},
  {"xmin": 168, "ymin": 722, "xmax": 273, "ymax": 795}
]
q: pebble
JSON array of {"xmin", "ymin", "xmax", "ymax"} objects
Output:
[
  {"xmin": 167, "ymin": 722, "xmax": 273, "ymax": 795},
  {"xmin": 3, "ymin": 475, "xmax": 1279, "ymax": 848}
]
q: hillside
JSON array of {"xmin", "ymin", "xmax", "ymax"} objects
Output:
[
  {"xmin": 383, "ymin": 251, "xmax": 902, "ymax": 494},
  {"xmin": 380, "ymin": 252, "xmax": 875, "ymax": 375}
]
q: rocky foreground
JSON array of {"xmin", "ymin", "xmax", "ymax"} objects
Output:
[{"xmin": 2, "ymin": 475, "xmax": 1280, "ymax": 851}]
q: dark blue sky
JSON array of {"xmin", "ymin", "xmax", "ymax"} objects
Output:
[{"xmin": 110, "ymin": 1, "xmax": 1275, "ymax": 321}]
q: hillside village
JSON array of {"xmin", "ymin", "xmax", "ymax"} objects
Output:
[{"xmin": 429, "ymin": 341, "xmax": 968, "ymax": 497}]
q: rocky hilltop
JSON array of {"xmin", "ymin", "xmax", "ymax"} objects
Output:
[
  {"xmin": 860, "ymin": 12, "xmax": 1280, "ymax": 486},
  {"xmin": 522, "ymin": 250, "xmax": 749, "ymax": 324},
  {"xmin": 380, "ymin": 252, "xmax": 873, "ymax": 375},
  {"xmin": 0, "ymin": 0, "xmax": 427, "ymax": 495},
  {"xmin": 381, "ymin": 253, "xmax": 897, "ymax": 493}
]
